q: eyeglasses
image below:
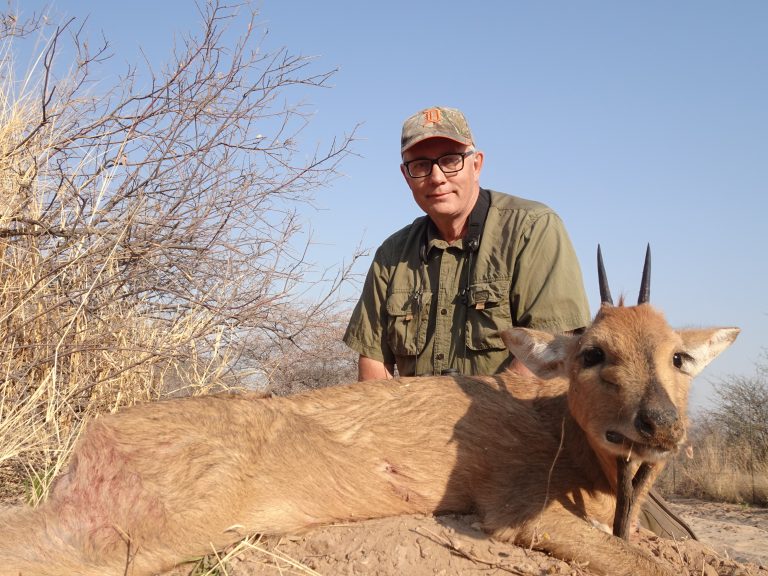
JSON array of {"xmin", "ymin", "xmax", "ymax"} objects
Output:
[{"xmin": 403, "ymin": 151, "xmax": 474, "ymax": 178}]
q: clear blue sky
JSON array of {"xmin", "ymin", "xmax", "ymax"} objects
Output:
[{"xmin": 18, "ymin": 1, "xmax": 768, "ymax": 411}]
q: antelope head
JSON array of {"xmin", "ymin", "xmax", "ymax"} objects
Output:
[
  {"xmin": 501, "ymin": 245, "xmax": 740, "ymax": 538},
  {"xmin": 570, "ymin": 246, "xmax": 738, "ymax": 465}
]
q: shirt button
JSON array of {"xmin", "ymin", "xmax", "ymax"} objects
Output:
[
  {"xmin": 440, "ymin": 308, "xmax": 448, "ymax": 315},
  {"xmin": 436, "ymin": 353, "xmax": 444, "ymax": 360}
]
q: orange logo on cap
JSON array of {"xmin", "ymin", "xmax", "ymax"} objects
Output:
[{"xmin": 423, "ymin": 108, "xmax": 441, "ymax": 125}]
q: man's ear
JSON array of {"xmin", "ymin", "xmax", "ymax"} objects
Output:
[
  {"xmin": 499, "ymin": 328, "xmax": 573, "ymax": 380},
  {"xmin": 677, "ymin": 327, "xmax": 740, "ymax": 377},
  {"xmin": 471, "ymin": 149, "xmax": 484, "ymax": 179}
]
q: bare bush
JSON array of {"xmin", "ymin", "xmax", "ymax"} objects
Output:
[
  {"xmin": 259, "ymin": 310, "xmax": 358, "ymax": 396},
  {"xmin": 0, "ymin": 0, "xmax": 360, "ymax": 492},
  {"xmin": 707, "ymin": 355, "xmax": 768, "ymax": 461}
]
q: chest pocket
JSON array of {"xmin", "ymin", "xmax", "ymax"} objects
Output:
[
  {"xmin": 386, "ymin": 290, "xmax": 431, "ymax": 356},
  {"xmin": 464, "ymin": 279, "xmax": 512, "ymax": 351}
]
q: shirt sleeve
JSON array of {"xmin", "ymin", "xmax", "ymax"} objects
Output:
[
  {"xmin": 343, "ymin": 247, "xmax": 396, "ymax": 364},
  {"xmin": 512, "ymin": 211, "xmax": 591, "ymax": 332}
]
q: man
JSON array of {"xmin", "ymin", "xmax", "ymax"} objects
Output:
[
  {"xmin": 344, "ymin": 105, "xmax": 590, "ymax": 379},
  {"xmin": 343, "ymin": 105, "xmax": 696, "ymax": 542}
]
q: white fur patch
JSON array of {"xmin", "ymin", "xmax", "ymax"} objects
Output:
[
  {"xmin": 529, "ymin": 340, "xmax": 554, "ymax": 360},
  {"xmin": 685, "ymin": 328, "xmax": 740, "ymax": 377}
]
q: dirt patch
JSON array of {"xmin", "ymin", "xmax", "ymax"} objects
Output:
[
  {"xmin": 198, "ymin": 500, "xmax": 767, "ymax": 576},
  {"xmin": 667, "ymin": 498, "xmax": 768, "ymax": 567}
]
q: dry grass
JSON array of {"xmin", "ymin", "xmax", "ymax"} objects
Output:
[
  {"xmin": 0, "ymin": 57, "xmax": 232, "ymax": 492},
  {"xmin": 657, "ymin": 429, "xmax": 768, "ymax": 506},
  {"xmin": 162, "ymin": 534, "xmax": 323, "ymax": 576},
  {"xmin": 0, "ymin": 3, "xmax": 359, "ymax": 509}
]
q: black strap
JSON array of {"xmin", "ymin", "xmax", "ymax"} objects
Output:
[
  {"xmin": 465, "ymin": 187, "xmax": 491, "ymax": 253},
  {"xmin": 417, "ymin": 189, "xmax": 491, "ymax": 376}
]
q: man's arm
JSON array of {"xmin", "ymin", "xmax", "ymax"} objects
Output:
[
  {"xmin": 344, "ymin": 243, "xmax": 399, "ymax": 381},
  {"xmin": 358, "ymin": 354, "xmax": 395, "ymax": 381}
]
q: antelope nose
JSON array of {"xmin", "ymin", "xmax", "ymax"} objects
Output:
[{"xmin": 635, "ymin": 407, "xmax": 679, "ymax": 439}]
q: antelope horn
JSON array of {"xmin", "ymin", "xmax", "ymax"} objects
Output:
[
  {"xmin": 597, "ymin": 245, "xmax": 613, "ymax": 305},
  {"xmin": 638, "ymin": 244, "xmax": 651, "ymax": 305}
]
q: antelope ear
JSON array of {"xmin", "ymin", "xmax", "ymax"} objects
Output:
[
  {"xmin": 678, "ymin": 327, "xmax": 740, "ymax": 377},
  {"xmin": 499, "ymin": 328, "xmax": 574, "ymax": 380}
]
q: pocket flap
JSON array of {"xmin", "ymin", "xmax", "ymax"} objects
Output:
[
  {"xmin": 386, "ymin": 290, "xmax": 431, "ymax": 356},
  {"xmin": 465, "ymin": 280, "xmax": 510, "ymax": 350},
  {"xmin": 386, "ymin": 290, "xmax": 422, "ymax": 317}
]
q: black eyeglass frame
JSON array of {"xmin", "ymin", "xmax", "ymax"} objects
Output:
[{"xmin": 402, "ymin": 151, "xmax": 475, "ymax": 178}]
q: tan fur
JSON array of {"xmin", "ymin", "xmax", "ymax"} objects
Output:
[{"xmin": 0, "ymin": 303, "xmax": 738, "ymax": 576}]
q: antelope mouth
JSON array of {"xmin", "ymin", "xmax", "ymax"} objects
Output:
[
  {"xmin": 605, "ymin": 430, "xmax": 625, "ymax": 445},
  {"xmin": 605, "ymin": 430, "xmax": 673, "ymax": 461}
]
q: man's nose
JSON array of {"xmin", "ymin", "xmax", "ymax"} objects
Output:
[{"xmin": 427, "ymin": 162, "xmax": 447, "ymax": 183}]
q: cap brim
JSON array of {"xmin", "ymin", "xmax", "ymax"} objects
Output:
[{"xmin": 401, "ymin": 133, "xmax": 474, "ymax": 154}]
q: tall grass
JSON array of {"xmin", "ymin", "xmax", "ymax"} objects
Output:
[{"xmin": 657, "ymin": 428, "xmax": 768, "ymax": 505}]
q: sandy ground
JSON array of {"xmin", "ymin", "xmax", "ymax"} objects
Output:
[
  {"xmin": 668, "ymin": 498, "xmax": 768, "ymax": 567},
  {"xmin": 194, "ymin": 498, "xmax": 767, "ymax": 576}
]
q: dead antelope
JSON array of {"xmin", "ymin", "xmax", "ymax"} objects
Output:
[{"xmin": 0, "ymin": 247, "xmax": 738, "ymax": 576}]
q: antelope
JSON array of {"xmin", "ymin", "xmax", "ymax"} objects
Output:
[{"xmin": 0, "ymin": 247, "xmax": 738, "ymax": 576}]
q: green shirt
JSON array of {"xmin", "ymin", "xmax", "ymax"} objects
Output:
[{"xmin": 344, "ymin": 189, "xmax": 590, "ymax": 376}]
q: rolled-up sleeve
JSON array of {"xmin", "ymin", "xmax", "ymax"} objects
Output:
[{"xmin": 343, "ymin": 247, "xmax": 396, "ymax": 364}]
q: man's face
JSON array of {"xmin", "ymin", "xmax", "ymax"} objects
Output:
[{"xmin": 400, "ymin": 138, "xmax": 484, "ymax": 228}]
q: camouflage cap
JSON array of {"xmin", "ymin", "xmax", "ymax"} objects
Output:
[{"xmin": 400, "ymin": 106, "xmax": 474, "ymax": 154}]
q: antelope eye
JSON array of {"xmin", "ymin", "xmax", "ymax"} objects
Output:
[
  {"xmin": 673, "ymin": 352, "xmax": 691, "ymax": 370},
  {"xmin": 582, "ymin": 347, "xmax": 605, "ymax": 368}
]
